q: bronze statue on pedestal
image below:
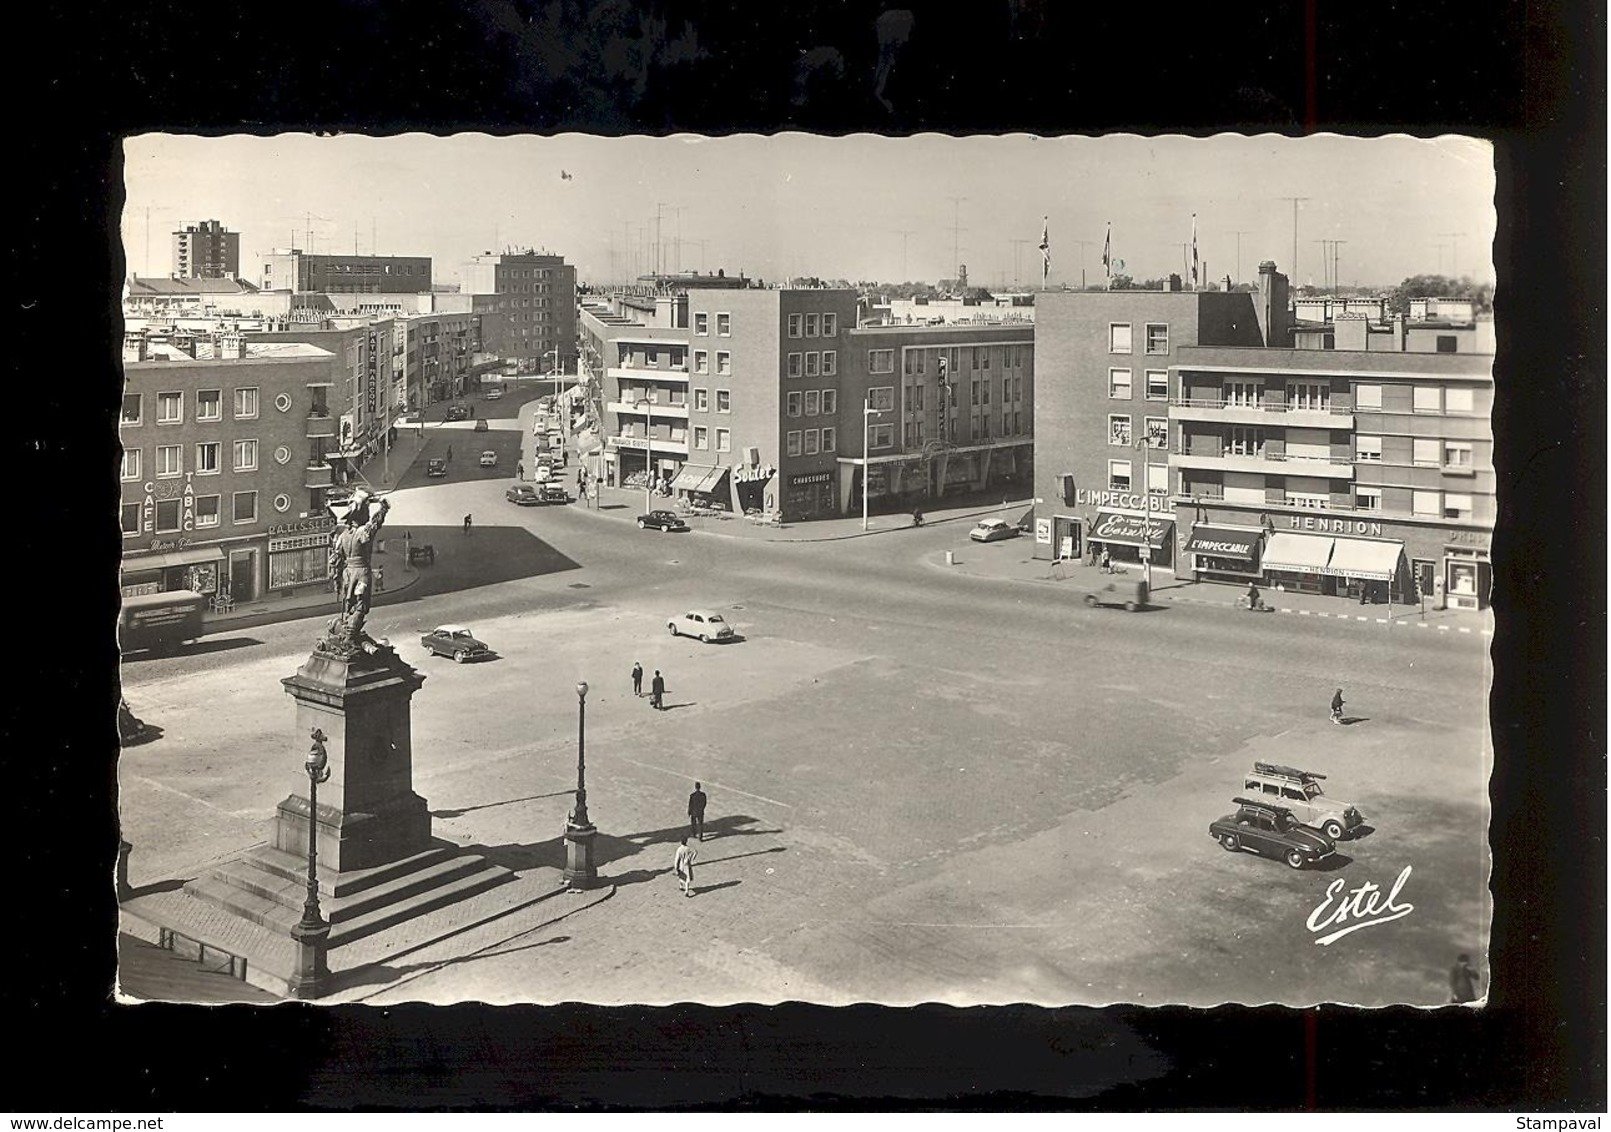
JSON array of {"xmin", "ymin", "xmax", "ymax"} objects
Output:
[{"xmin": 319, "ymin": 488, "xmax": 391, "ymax": 656}]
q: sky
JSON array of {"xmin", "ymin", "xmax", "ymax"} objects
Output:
[{"xmin": 122, "ymin": 133, "xmax": 1496, "ymax": 291}]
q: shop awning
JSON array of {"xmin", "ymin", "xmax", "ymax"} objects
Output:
[
  {"xmin": 673, "ymin": 463, "xmax": 728, "ymax": 495},
  {"xmin": 1090, "ymin": 509, "xmax": 1172, "ymax": 549},
  {"xmin": 1261, "ymin": 531, "xmax": 1335, "ymax": 573},
  {"xmin": 1184, "ymin": 525, "xmax": 1263, "ymax": 561},
  {"xmin": 122, "ymin": 546, "xmax": 226, "ymax": 571},
  {"xmin": 1326, "ymin": 537, "xmax": 1404, "ymax": 581}
]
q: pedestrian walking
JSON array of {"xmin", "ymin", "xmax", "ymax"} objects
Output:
[
  {"xmin": 673, "ymin": 837, "xmax": 697, "ymax": 897},
  {"xmin": 446, "ymin": 443, "xmax": 453, "ymax": 463},
  {"xmin": 1448, "ymin": 953, "xmax": 1480, "ymax": 1003},
  {"xmin": 651, "ymin": 669, "xmax": 666, "ymax": 710},
  {"xmin": 1099, "ymin": 546, "xmax": 1112, "ymax": 573},
  {"xmin": 688, "ymin": 781, "xmax": 708, "ymax": 842},
  {"xmin": 1330, "ymin": 688, "xmax": 1345, "ymax": 724},
  {"xmin": 463, "ymin": 513, "xmax": 473, "ymax": 535},
  {"xmin": 516, "ymin": 461, "xmax": 524, "ymax": 482},
  {"xmin": 577, "ymin": 467, "xmax": 585, "ymax": 491},
  {"xmin": 631, "ymin": 660, "xmax": 644, "ymax": 697}
]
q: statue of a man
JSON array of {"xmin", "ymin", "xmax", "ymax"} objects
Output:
[{"xmin": 327, "ymin": 488, "xmax": 390, "ymax": 645}]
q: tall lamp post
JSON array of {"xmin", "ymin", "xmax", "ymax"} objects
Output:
[
  {"xmin": 634, "ymin": 395, "xmax": 656, "ymax": 512},
  {"xmin": 289, "ymin": 728, "xmax": 333, "ymax": 999},
  {"xmin": 862, "ymin": 396, "xmax": 885, "ymax": 531},
  {"xmin": 563, "ymin": 681, "xmax": 599, "ymax": 890}
]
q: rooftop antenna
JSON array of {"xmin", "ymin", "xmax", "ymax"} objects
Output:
[
  {"xmin": 891, "ymin": 229, "xmax": 915, "ymax": 281},
  {"xmin": 947, "ymin": 197, "xmax": 968, "ymax": 286},
  {"xmin": 1437, "ymin": 232, "xmax": 1466, "ymax": 279},
  {"xmin": 1229, "ymin": 230, "xmax": 1250, "ymax": 286},
  {"xmin": 1280, "ymin": 197, "xmax": 1310, "ymax": 284}
]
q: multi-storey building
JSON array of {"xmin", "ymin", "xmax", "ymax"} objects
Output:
[
  {"xmin": 1033, "ymin": 262, "xmax": 1495, "ymax": 610},
  {"xmin": 119, "ymin": 332, "xmax": 340, "ymax": 605},
  {"xmin": 461, "ymin": 250, "xmax": 576, "ymax": 370},
  {"xmin": 580, "ymin": 286, "xmax": 1035, "ymax": 522},
  {"xmin": 171, "ymin": 219, "xmax": 240, "ymax": 279},
  {"xmin": 125, "ymin": 275, "xmax": 262, "ymax": 316},
  {"xmin": 260, "ymin": 249, "xmax": 433, "ymax": 294}
]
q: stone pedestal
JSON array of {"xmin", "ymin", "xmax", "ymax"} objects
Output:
[
  {"xmin": 563, "ymin": 824, "xmax": 599, "ymax": 890},
  {"xmin": 287, "ymin": 917, "xmax": 332, "ymax": 1000},
  {"xmin": 275, "ymin": 644, "xmax": 431, "ymax": 876}
]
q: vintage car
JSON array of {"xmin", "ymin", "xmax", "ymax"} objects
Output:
[
  {"xmin": 419, "ymin": 625, "xmax": 490, "ymax": 663},
  {"xmin": 537, "ymin": 484, "xmax": 571, "ymax": 505},
  {"xmin": 445, "ymin": 404, "xmax": 471, "ymax": 422},
  {"xmin": 668, "ymin": 609, "xmax": 735, "ymax": 643},
  {"xmin": 1209, "ymin": 798, "xmax": 1336, "ymax": 870},
  {"xmin": 483, "ymin": 387, "xmax": 504, "ymax": 400},
  {"xmin": 1242, "ymin": 762, "xmax": 1366, "ymax": 841},
  {"xmin": 426, "ymin": 458, "xmax": 449, "ymax": 478},
  {"xmin": 637, "ymin": 510, "xmax": 690, "ymax": 532},
  {"xmin": 474, "ymin": 419, "xmax": 490, "ymax": 432},
  {"xmin": 506, "ymin": 484, "xmax": 541, "ymax": 506},
  {"xmin": 969, "ymin": 518, "xmax": 1021, "ymax": 543},
  {"xmin": 1081, "ymin": 577, "xmax": 1150, "ymax": 611},
  {"xmin": 479, "ymin": 450, "xmax": 498, "ymax": 467}
]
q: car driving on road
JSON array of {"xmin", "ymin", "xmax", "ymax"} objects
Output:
[
  {"xmin": 426, "ymin": 458, "xmax": 448, "ymax": 478},
  {"xmin": 1081, "ymin": 578, "xmax": 1149, "ymax": 611},
  {"xmin": 1209, "ymin": 798, "xmax": 1336, "ymax": 870},
  {"xmin": 445, "ymin": 404, "xmax": 471, "ymax": 421},
  {"xmin": 969, "ymin": 518, "xmax": 1020, "ymax": 543},
  {"xmin": 419, "ymin": 625, "xmax": 490, "ymax": 663},
  {"xmin": 479, "ymin": 450, "xmax": 498, "ymax": 467},
  {"xmin": 506, "ymin": 484, "xmax": 541, "ymax": 506},
  {"xmin": 668, "ymin": 610, "xmax": 736, "ymax": 642},
  {"xmin": 483, "ymin": 387, "xmax": 503, "ymax": 400},
  {"xmin": 637, "ymin": 510, "xmax": 689, "ymax": 532}
]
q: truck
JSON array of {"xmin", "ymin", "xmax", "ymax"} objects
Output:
[{"xmin": 118, "ymin": 590, "xmax": 207, "ymax": 655}]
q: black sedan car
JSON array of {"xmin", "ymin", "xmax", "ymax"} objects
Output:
[
  {"xmin": 426, "ymin": 458, "xmax": 448, "ymax": 478},
  {"xmin": 1209, "ymin": 798, "xmax": 1336, "ymax": 870},
  {"xmin": 445, "ymin": 404, "xmax": 471, "ymax": 421},
  {"xmin": 506, "ymin": 484, "xmax": 541, "ymax": 506},
  {"xmin": 637, "ymin": 510, "xmax": 689, "ymax": 532},
  {"xmin": 420, "ymin": 625, "xmax": 490, "ymax": 663}
]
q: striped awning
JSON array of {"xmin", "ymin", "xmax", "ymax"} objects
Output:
[
  {"xmin": 673, "ymin": 463, "xmax": 728, "ymax": 495},
  {"xmin": 1327, "ymin": 537, "xmax": 1404, "ymax": 581},
  {"xmin": 121, "ymin": 545, "xmax": 226, "ymax": 571},
  {"xmin": 1261, "ymin": 532, "xmax": 1336, "ymax": 573}
]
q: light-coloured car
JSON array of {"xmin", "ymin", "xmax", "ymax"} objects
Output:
[
  {"xmin": 969, "ymin": 518, "xmax": 1020, "ymax": 543},
  {"xmin": 484, "ymin": 387, "xmax": 504, "ymax": 400},
  {"xmin": 479, "ymin": 450, "xmax": 498, "ymax": 467},
  {"xmin": 420, "ymin": 625, "xmax": 489, "ymax": 663},
  {"xmin": 668, "ymin": 610, "xmax": 735, "ymax": 643},
  {"xmin": 1242, "ymin": 762, "xmax": 1365, "ymax": 841}
]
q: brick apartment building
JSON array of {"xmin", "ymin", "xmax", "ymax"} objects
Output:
[
  {"xmin": 171, "ymin": 219, "xmax": 240, "ymax": 279},
  {"xmin": 260, "ymin": 250, "xmax": 433, "ymax": 294},
  {"xmin": 461, "ymin": 250, "xmax": 576, "ymax": 372}
]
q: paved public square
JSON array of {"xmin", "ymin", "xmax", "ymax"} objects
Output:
[{"xmin": 117, "ymin": 395, "xmax": 1492, "ymax": 1008}]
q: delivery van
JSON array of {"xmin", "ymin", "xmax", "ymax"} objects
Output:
[{"xmin": 118, "ymin": 590, "xmax": 207, "ymax": 655}]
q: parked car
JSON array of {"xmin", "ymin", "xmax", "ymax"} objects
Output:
[
  {"xmin": 1209, "ymin": 798, "xmax": 1337, "ymax": 870},
  {"xmin": 1081, "ymin": 578, "xmax": 1150, "ymax": 611},
  {"xmin": 537, "ymin": 484, "xmax": 571, "ymax": 504},
  {"xmin": 533, "ymin": 463, "xmax": 552, "ymax": 483},
  {"xmin": 475, "ymin": 419, "xmax": 489, "ymax": 432},
  {"xmin": 668, "ymin": 610, "xmax": 736, "ymax": 642},
  {"xmin": 536, "ymin": 396, "xmax": 555, "ymax": 412},
  {"xmin": 483, "ymin": 387, "xmax": 504, "ymax": 400},
  {"xmin": 445, "ymin": 404, "xmax": 471, "ymax": 421},
  {"xmin": 637, "ymin": 510, "xmax": 689, "ymax": 532},
  {"xmin": 506, "ymin": 484, "xmax": 541, "ymax": 506},
  {"xmin": 479, "ymin": 450, "xmax": 498, "ymax": 467},
  {"xmin": 427, "ymin": 458, "xmax": 448, "ymax": 478},
  {"xmin": 419, "ymin": 625, "xmax": 490, "ymax": 663},
  {"xmin": 1242, "ymin": 762, "xmax": 1366, "ymax": 841},
  {"xmin": 969, "ymin": 518, "xmax": 1020, "ymax": 543}
]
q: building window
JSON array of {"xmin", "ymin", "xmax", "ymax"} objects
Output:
[
  {"xmin": 804, "ymin": 352, "xmax": 819, "ymax": 377},
  {"xmin": 1413, "ymin": 386, "xmax": 1442, "ymax": 412},
  {"xmin": 694, "ymin": 426, "xmax": 709, "ymax": 450},
  {"xmin": 1107, "ymin": 459, "xmax": 1132, "ymax": 491},
  {"xmin": 1446, "ymin": 387, "xmax": 1475, "ymax": 413},
  {"xmin": 787, "ymin": 391, "xmax": 802, "ymax": 417},
  {"xmin": 1227, "ymin": 426, "xmax": 1263, "ymax": 456},
  {"xmin": 1146, "ymin": 462, "xmax": 1168, "ymax": 495},
  {"xmin": 1108, "ymin": 368, "xmax": 1132, "ymax": 399},
  {"xmin": 1108, "ymin": 414, "xmax": 1132, "ymax": 446},
  {"xmin": 233, "ymin": 490, "xmax": 258, "ymax": 524},
  {"xmin": 716, "ymin": 390, "xmax": 731, "ymax": 413},
  {"xmin": 1436, "ymin": 335, "xmax": 1458, "ymax": 353},
  {"xmin": 822, "ymin": 350, "xmax": 837, "ymax": 376},
  {"xmin": 1356, "ymin": 435, "xmax": 1383, "ymax": 461},
  {"xmin": 1145, "ymin": 323, "xmax": 1169, "ymax": 353},
  {"xmin": 1145, "ymin": 370, "xmax": 1169, "ymax": 400},
  {"xmin": 716, "ymin": 313, "xmax": 731, "ymax": 336},
  {"xmin": 694, "ymin": 350, "xmax": 709, "ymax": 374},
  {"xmin": 155, "ymin": 499, "xmax": 182, "ymax": 533},
  {"xmin": 156, "ymin": 445, "xmax": 182, "ymax": 478},
  {"xmin": 786, "ymin": 430, "xmax": 802, "ymax": 456},
  {"xmin": 121, "ymin": 502, "xmax": 140, "ymax": 536},
  {"xmin": 1445, "ymin": 442, "xmax": 1474, "ymax": 468},
  {"xmin": 121, "ymin": 448, "xmax": 140, "ymax": 481},
  {"xmin": 694, "ymin": 388, "xmax": 709, "ymax": 411},
  {"xmin": 805, "ymin": 313, "xmax": 820, "ymax": 336},
  {"xmin": 121, "ymin": 393, "xmax": 142, "ymax": 425},
  {"xmin": 1411, "ymin": 490, "xmax": 1440, "ymax": 517},
  {"xmin": 157, "ymin": 392, "xmax": 183, "ymax": 424},
  {"xmin": 1355, "ymin": 383, "xmax": 1382, "ymax": 409},
  {"xmin": 868, "ymin": 386, "xmax": 895, "ymax": 412},
  {"xmin": 804, "ymin": 390, "xmax": 821, "ymax": 416},
  {"xmin": 234, "ymin": 439, "xmax": 258, "ymax": 471},
  {"xmin": 787, "ymin": 353, "xmax": 802, "ymax": 377},
  {"xmin": 868, "ymin": 349, "xmax": 894, "ymax": 374},
  {"xmin": 823, "ymin": 313, "xmax": 837, "ymax": 335},
  {"xmin": 1286, "ymin": 492, "xmax": 1329, "ymax": 510},
  {"xmin": 822, "ymin": 426, "xmax": 836, "ymax": 452},
  {"xmin": 788, "ymin": 313, "xmax": 802, "ymax": 338},
  {"xmin": 1287, "ymin": 382, "xmax": 1330, "ymax": 411},
  {"xmin": 1412, "ymin": 438, "xmax": 1440, "ymax": 467},
  {"xmin": 1109, "ymin": 323, "xmax": 1133, "ymax": 354},
  {"xmin": 822, "ymin": 390, "xmax": 837, "ymax": 414},
  {"xmin": 195, "ymin": 494, "xmax": 221, "ymax": 528},
  {"xmin": 194, "ymin": 389, "xmax": 222, "ymax": 421},
  {"xmin": 869, "ymin": 423, "xmax": 894, "ymax": 449},
  {"xmin": 1144, "ymin": 416, "xmax": 1168, "ymax": 449},
  {"xmin": 715, "ymin": 428, "xmax": 730, "ymax": 453},
  {"xmin": 804, "ymin": 429, "xmax": 820, "ymax": 455},
  {"xmin": 1443, "ymin": 492, "xmax": 1474, "ymax": 519},
  {"xmin": 695, "ymin": 312, "xmax": 708, "ymax": 335},
  {"xmin": 716, "ymin": 352, "xmax": 731, "ymax": 375},
  {"xmin": 196, "ymin": 442, "xmax": 221, "ymax": 475},
  {"xmin": 1356, "ymin": 487, "xmax": 1381, "ymax": 512}
]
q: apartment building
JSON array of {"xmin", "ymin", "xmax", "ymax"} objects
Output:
[
  {"xmin": 260, "ymin": 250, "xmax": 433, "ymax": 294},
  {"xmin": 461, "ymin": 250, "xmax": 577, "ymax": 370},
  {"xmin": 171, "ymin": 219, "xmax": 240, "ymax": 279}
]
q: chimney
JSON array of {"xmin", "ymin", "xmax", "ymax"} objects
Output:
[
  {"xmin": 1257, "ymin": 260, "xmax": 1291, "ymax": 347},
  {"xmin": 172, "ymin": 330, "xmax": 197, "ymax": 358},
  {"xmin": 122, "ymin": 331, "xmax": 148, "ymax": 364},
  {"xmin": 1333, "ymin": 312, "xmax": 1369, "ymax": 351},
  {"xmin": 219, "ymin": 332, "xmax": 247, "ymax": 360}
]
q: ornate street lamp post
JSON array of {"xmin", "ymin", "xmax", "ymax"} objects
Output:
[
  {"xmin": 563, "ymin": 681, "xmax": 599, "ymax": 890},
  {"xmin": 288, "ymin": 727, "xmax": 333, "ymax": 999}
]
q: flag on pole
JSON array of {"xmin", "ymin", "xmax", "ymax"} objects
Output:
[
  {"xmin": 1102, "ymin": 222, "xmax": 1112, "ymax": 290},
  {"xmin": 1190, "ymin": 213, "xmax": 1199, "ymax": 289},
  {"xmin": 1038, "ymin": 216, "xmax": 1051, "ymax": 287}
]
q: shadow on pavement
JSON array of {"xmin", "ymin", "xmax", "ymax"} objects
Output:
[
  {"xmin": 696, "ymin": 845, "xmax": 787, "ymax": 867},
  {"xmin": 125, "ymin": 636, "xmax": 262, "ymax": 662},
  {"xmin": 1312, "ymin": 853, "xmax": 1356, "ymax": 872},
  {"xmin": 374, "ymin": 525, "xmax": 583, "ymax": 602},
  {"xmin": 432, "ymin": 790, "xmax": 577, "ymax": 819},
  {"xmin": 692, "ymin": 879, "xmax": 742, "ymax": 895},
  {"xmin": 1340, "ymin": 716, "xmax": 1370, "ymax": 726}
]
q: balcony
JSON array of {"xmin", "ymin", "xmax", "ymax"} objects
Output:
[
  {"xmin": 608, "ymin": 400, "xmax": 689, "ymax": 419},
  {"xmin": 304, "ymin": 463, "xmax": 334, "ymax": 489},
  {"xmin": 607, "ymin": 366, "xmax": 689, "ymax": 384},
  {"xmin": 306, "ymin": 413, "xmax": 337, "ymax": 439},
  {"xmin": 1170, "ymin": 447, "xmax": 1355, "ymax": 480},
  {"xmin": 607, "ymin": 434, "xmax": 690, "ymax": 457},
  {"xmin": 1169, "ymin": 398, "xmax": 1354, "ymax": 429}
]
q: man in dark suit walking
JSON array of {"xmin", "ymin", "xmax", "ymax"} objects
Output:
[
  {"xmin": 631, "ymin": 660, "xmax": 644, "ymax": 697},
  {"xmin": 651, "ymin": 670, "xmax": 666, "ymax": 710},
  {"xmin": 688, "ymin": 782, "xmax": 708, "ymax": 842}
]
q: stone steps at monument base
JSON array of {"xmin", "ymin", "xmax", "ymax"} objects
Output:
[
  {"xmin": 328, "ymin": 859, "xmax": 516, "ymax": 948},
  {"xmin": 238, "ymin": 842, "xmax": 461, "ymax": 900}
]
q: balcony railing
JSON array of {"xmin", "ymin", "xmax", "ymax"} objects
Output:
[
  {"xmin": 304, "ymin": 463, "xmax": 334, "ymax": 489},
  {"xmin": 1171, "ymin": 397, "xmax": 1353, "ymax": 414}
]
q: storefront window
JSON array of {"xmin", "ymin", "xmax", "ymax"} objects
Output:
[
  {"xmin": 269, "ymin": 548, "xmax": 330, "ymax": 590},
  {"xmin": 1448, "ymin": 561, "xmax": 1477, "ymax": 596}
]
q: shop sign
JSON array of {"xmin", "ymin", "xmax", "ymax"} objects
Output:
[
  {"xmin": 366, "ymin": 332, "xmax": 379, "ymax": 415},
  {"xmin": 1091, "ymin": 510, "xmax": 1171, "ymax": 546},
  {"xmin": 1287, "ymin": 514, "xmax": 1383, "ymax": 537},
  {"xmin": 140, "ymin": 473, "xmax": 197, "ymax": 535},
  {"xmin": 1447, "ymin": 529, "xmax": 1490, "ymax": 549},
  {"xmin": 1035, "ymin": 518, "xmax": 1052, "ymax": 543},
  {"xmin": 148, "ymin": 537, "xmax": 194, "ymax": 551},
  {"xmin": 1076, "ymin": 488, "xmax": 1153, "ymax": 510},
  {"xmin": 790, "ymin": 472, "xmax": 833, "ymax": 487},
  {"xmin": 267, "ymin": 514, "xmax": 336, "ymax": 537}
]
